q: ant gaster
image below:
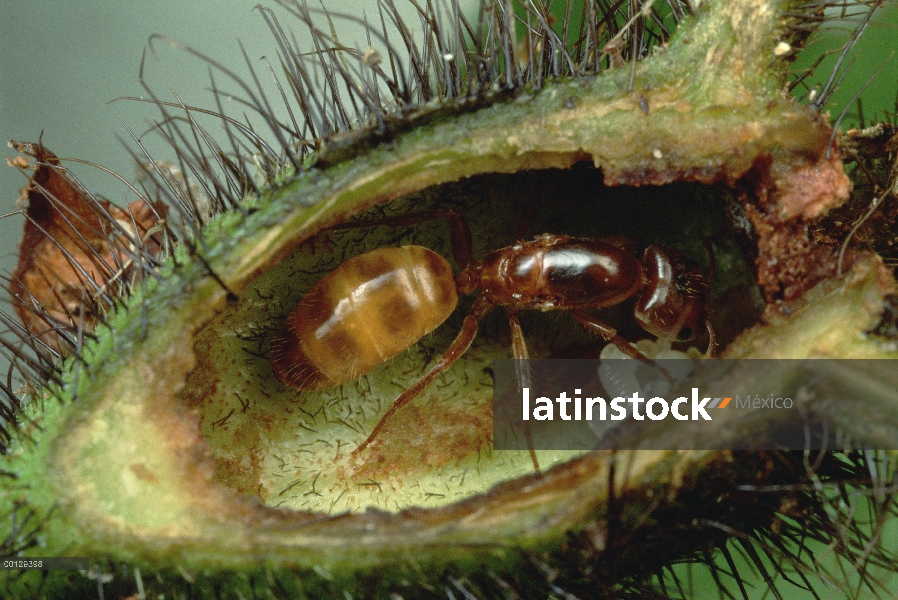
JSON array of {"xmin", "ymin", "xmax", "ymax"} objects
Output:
[{"xmin": 270, "ymin": 210, "xmax": 711, "ymax": 469}]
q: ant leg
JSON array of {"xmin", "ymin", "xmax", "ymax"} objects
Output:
[
  {"xmin": 507, "ymin": 311, "xmax": 540, "ymax": 474},
  {"xmin": 705, "ymin": 322, "xmax": 718, "ymax": 358},
  {"xmin": 352, "ymin": 295, "xmax": 493, "ymax": 457},
  {"xmin": 701, "ymin": 239, "xmax": 718, "ymax": 358},
  {"xmin": 328, "ymin": 209, "xmax": 473, "ymax": 267},
  {"xmin": 569, "ymin": 309, "xmax": 676, "ymax": 385}
]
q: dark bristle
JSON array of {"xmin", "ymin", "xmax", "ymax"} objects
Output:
[
  {"xmin": 121, "ymin": 129, "xmax": 211, "ymax": 237},
  {"xmin": 0, "ymin": 0, "xmax": 731, "ymax": 382},
  {"xmin": 790, "ymin": 1, "xmax": 884, "ymax": 107},
  {"xmin": 116, "ymin": 0, "xmax": 704, "ymax": 208},
  {"xmin": 1, "ymin": 1, "xmax": 896, "ymax": 598},
  {"xmin": 1, "ymin": 143, "xmax": 173, "ymax": 393},
  {"xmin": 0, "ymin": 302, "xmax": 62, "ymax": 359},
  {"xmin": 0, "ymin": 0, "xmax": 886, "ymax": 450},
  {"xmin": 0, "ymin": 502, "xmax": 45, "ymax": 558},
  {"xmin": 828, "ymin": 51, "xmax": 894, "ymax": 153}
]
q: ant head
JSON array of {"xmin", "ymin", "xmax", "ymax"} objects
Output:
[{"xmin": 633, "ymin": 245, "xmax": 709, "ymax": 342}]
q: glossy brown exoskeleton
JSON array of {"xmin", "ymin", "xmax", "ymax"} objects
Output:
[{"xmin": 270, "ymin": 211, "xmax": 710, "ymax": 466}]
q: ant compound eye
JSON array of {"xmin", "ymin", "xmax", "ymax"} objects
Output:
[{"xmin": 677, "ymin": 327, "xmax": 694, "ymax": 341}]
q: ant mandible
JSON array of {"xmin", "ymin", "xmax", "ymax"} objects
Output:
[{"xmin": 270, "ymin": 209, "xmax": 712, "ymax": 467}]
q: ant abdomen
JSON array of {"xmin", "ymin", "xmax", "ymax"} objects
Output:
[{"xmin": 270, "ymin": 245, "xmax": 458, "ymax": 390}]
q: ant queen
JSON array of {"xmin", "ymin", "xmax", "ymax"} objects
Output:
[{"xmin": 269, "ymin": 207, "xmax": 713, "ymax": 469}]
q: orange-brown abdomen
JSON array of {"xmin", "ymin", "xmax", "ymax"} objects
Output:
[{"xmin": 271, "ymin": 245, "xmax": 458, "ymax": 390}]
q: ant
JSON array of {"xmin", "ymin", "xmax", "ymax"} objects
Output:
[{"xmin": 270, "ymin": 209, "xmax": 712, "ymax": 470}]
